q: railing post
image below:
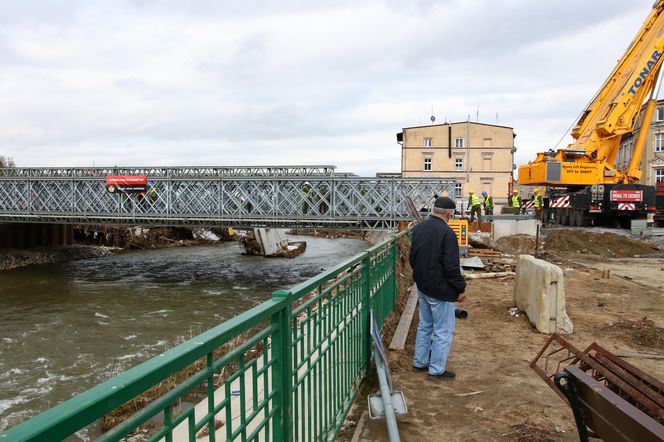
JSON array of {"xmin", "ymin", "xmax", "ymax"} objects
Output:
[
  {"xmin": 390, "ymin": 236, "xmax": 399, "ymax": 312},
  {"xmin": 271, "ymin": 289, "xmax": 292, "ymax": 442},
  {"xmin": 360, "ymin": 253, "xmax": 372, "ymax": 371}
]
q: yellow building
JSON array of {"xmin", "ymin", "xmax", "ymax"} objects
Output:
[
  {"xmin": 397, "ymin": 121, "xmax": 516, "ymax": 206},
  {"xmin": 616, "ymin": 98, "xmax": 664, "ymax": 184}
]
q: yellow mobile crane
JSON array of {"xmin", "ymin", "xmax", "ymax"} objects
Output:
[{"xmin": 519, "ymin": 1, "xmax": 664, "ymax": 227}]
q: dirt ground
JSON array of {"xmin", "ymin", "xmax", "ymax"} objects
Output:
[{"xmin": 349, "ymin": 232, "xmax": 664, "ymax": 441}]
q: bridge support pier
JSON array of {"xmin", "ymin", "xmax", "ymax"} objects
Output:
[{"xmin": 0, "ymin": 223, "xmax": 73, "ymax": 249}]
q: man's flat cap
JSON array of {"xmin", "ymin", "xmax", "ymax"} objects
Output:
[{"xmin": 434, "ymin": 196, "xmax": 456, "ymax": 209}]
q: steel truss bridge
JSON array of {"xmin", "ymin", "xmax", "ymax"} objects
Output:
[{"xmin": 0, "ymin": 166, "xmax": 456, "ymax": 229}]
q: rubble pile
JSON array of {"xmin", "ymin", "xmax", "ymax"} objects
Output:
[{"xmin": 543, "ymin": 229, "xmax": 659, "ymax": 257}]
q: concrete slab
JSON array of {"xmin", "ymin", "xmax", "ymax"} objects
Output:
[
  {"xmin": 493, "ymin": 219, "xmax": 538, "ymax": 240},
  {"xmin": 460, "ymin": 256, "xmax": 484, "ymax": 269},
  {"xmin": 254, "ymin": 228, "xmax": 288, "ymax": 255},
  {"xmin": 513, "ymin": 255, "xmax": 573, "ymax": 334},
  {"xmin": 389, "ymin": 285, "xmax": 418, "ymax": 351}
]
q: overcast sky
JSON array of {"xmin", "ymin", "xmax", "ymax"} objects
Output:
[{"xmin": 0, "ymin": 0, "xmax": 656, "ymax": 176}]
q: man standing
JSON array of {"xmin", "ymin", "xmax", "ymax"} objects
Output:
[
  {"xmin": 410, "ymin": 197, "xmax": 467, "ymax": 381},
  {"xmin": 511, "ymin": 189, "xmax": 522, "ymax": 213},
  {"xmin": 533, "ymin": 188, "xmax": 544, "ymax": 221},
  {"xmin": 467, "ymin": 190, "xmax": 481, "ymax": 223},
  {"xmin": 482, "ymin": 191, "xmax": 494, "ymax": 216}
]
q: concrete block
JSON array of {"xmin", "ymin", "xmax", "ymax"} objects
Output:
[
  {"xmin": 513, "ymin": 255, "xmax": 573, "ymax": 334},
  {"xmin": 493, "ymin": 219, "xmax": 538, "ymax": 240},
  {"xmin": 515, "ymin": 219, "xmax": 538, "ymax": 236},
  {"xmin": 493, "ymin": 219, "xmax": 517, "ymax": 240}
]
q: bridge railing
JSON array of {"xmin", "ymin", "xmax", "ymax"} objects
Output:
[{"xmin": 0, "ymin": 230, "xmax": 410, "ymax": 441}]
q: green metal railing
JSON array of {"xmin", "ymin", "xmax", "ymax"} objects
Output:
[{"xmin": 1, "ymin": 230, "xmax": 409, "ymax": 442}]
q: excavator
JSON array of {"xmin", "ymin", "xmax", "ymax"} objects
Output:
[{"xmin": 519, "ymin": 1, "xmax": 664, "ymax": 228}]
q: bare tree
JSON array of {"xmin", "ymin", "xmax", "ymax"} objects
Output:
[{"xmin": 0, "ymin": 155, "xmax": 16, "ymax": 168}]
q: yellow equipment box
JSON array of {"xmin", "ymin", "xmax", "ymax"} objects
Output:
[{"xmin": 448, "ymin": 219, "xmax": 469, "ymax": 257}]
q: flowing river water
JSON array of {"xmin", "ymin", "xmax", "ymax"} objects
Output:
[{"xmin": 0, "ymin": 235, "xmax": 370, "ymax": 431}]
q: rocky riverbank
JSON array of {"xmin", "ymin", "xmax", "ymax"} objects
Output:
[{"xmin": 0, "ymin": 245, "xmax": 114, "ymax": 271}]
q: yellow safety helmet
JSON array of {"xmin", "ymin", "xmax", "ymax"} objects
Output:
[
  {"xmin": 468, "ymin": 189, "xmax": 474, "ymax": 194},
  {"xmin": 513, "ymin": 189, "xmax": 519, "ymax": 194},
  {"xmin": 534, "ymin": 188, "xmax": 540, "ymax": 193}
]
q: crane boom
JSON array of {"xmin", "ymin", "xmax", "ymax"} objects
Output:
[{"xmin": 519, "ymin": 1, "xmax": 664, "ymax": 186}]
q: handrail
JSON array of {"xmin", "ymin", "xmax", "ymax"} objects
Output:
[{"xmin": 1, "ymin": 230, "xmax": 411, "ymax": 441}]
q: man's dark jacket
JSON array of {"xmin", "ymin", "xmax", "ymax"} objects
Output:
[{"xmin": 409, "ymin": 216, "xmax": 466, "ymax": 301}]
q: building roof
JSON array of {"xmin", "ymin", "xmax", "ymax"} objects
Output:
[{"xmin": 401, "ymin": 121, "xmax": 514, "ymax": 131}]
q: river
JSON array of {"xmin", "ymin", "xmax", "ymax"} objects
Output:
[{"xmin": 0, "ymin": 235, "xmax": 370, "ymax": 432}]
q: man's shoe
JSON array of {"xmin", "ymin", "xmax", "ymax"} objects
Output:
[
  {"xmin": 412, "ymin": 365, "xmax": 428, "ymax": 373},
  {"xmin": 428, "ymin": 370, "xmax": 456, "ymax": 381}
]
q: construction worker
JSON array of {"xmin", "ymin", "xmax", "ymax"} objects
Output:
[
  {"xmin": 482, "ymin": 191, "xmax": 494, "ymax": 216},
  {"xmin": 467, "ymin": 190, "xmax": 481, "ymax": 223},
  {"xmin": 302, "ymin": 181, "xmax": 312, "ymax": 215},
  {"xmin": 148, "ymin": 184, "xmax": 158, "ymax": 202},
  {"xmin": 533, "ymin": 188, "xmax": 544, "ymax": 221},
  {"xmin": 511, "ymin": 189, "xmax": 522, "ymax": 212}
]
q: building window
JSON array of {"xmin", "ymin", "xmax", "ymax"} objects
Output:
[
  {"xmin": 455, "ymin": 158, "xmax": 463, "ymax": 171},
  {"xmin": 423, "ymin": 138, "xmax": 432, "ymax": 147},
  {"xmin": 657, "ymin": 108, "xmax": 664, "ymax": 122},
  {"xmin": 482, "ymin": 156, "xmax": 492, "ymax": 171},
  {"xmin": 454, "ymin": 182, "xmax": 462, "ymax": 197},
  {"xmin": 455, "ymin": 138, "xmax": 464, "ymax": 148},
  {"xmin": 657, "ymin": 168, "xmax": 664, "ymax": 182},
  {"xmin": 423, "ymin": 157, "xmax": 432, "ymax": 171},
  {"xmin": 657, "ymin": 133, "xmax": 664, "ymax": 152}
]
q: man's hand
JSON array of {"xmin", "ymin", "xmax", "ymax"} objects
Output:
[{"xmin": 457, "ymin": 292, "xmax": 467, "ymax": 303}]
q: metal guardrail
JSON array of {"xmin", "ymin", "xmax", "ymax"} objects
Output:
[
  {"xmin": 0, "ymin": 168, "xmax": 455, "ymax": 229},
  {"xmin": 0, "ymin": 230, "xmax": 410, "ymax": 441}
]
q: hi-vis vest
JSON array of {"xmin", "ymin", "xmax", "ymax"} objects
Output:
[
  {"xmin": 512, "ymin": 195, "xmax": 521, "ymax": 208},
  {"xmin": 534, "ymin": 194, "xmax": 543, "ymax": 208},
  {"xmin": 470, "ymin": 194, "xmax": 481, "ymax": 206},
  {"xmin": 484, "ymin": 195, "xmax": 494, "ymax": 208}
]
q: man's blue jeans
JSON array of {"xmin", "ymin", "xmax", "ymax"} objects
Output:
[{"xmin": 413, "ymin": 290, "xmax": 456, "ymax": 376}]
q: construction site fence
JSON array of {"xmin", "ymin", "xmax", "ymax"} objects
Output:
[{"xmin": 0, "ymin": 229, "xmax": 410, "ymax": 442}]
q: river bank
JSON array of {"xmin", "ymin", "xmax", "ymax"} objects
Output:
[
  {"xmin": 0, "ymin": 245, "xmax": 114, "ymax": 271},
  {"xmin": 0, "ymin": 226, "xmax": 234, "ymax": 272}
]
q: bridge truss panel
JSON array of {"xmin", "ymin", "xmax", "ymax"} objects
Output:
[{"xmin": 0, "ymin": 173, "xmax": 456, "ymax": 229}]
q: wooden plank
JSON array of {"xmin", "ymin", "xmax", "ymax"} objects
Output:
[{"xmin": 389, "ymin": 285, "xmax": 419, "ymax": 351}]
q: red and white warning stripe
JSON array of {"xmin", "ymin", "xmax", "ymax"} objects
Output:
[
  {"xmin": 618, "ymin": 203, "xmax": 636, "ymax": 211},
  {"xmin": 550, "ymin": 195, "xmax": 571, "ymax": 208},
  {"xmin": 522, "ymin": 200, "xmax": 534, "ymax": 209}
]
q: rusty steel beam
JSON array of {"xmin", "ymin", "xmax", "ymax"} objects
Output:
[
  {"xmin": 559, "ymin": 366, "xmax": 664, "ymax": 442},
  {"xmin": 531, "ymin": 334, "xmax": 664, "ymax": 441}
]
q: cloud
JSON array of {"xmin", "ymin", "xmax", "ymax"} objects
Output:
[{"xmin": 0, "ymin": 0, "xmax": 656, "ymax": 177}]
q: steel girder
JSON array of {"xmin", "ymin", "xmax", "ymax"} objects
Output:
[
  {"xmin": 0, "ymin": 165, "xmax": 340, "ymax": 178},
  {"xmin": 0, "ymin": 171, "xmax": 456, "ymax": 229}
]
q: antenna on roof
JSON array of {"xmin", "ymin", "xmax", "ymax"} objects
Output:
[
  {"xmin": 476, "ymin": 106, "xmax": 480, "ymax": 122},
  {"xmin": 430, "ymin": 104, "xmax": 435, "ymax": 124}
]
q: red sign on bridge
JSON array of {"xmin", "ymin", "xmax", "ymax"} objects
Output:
[{"xmin": 105, "ymin": 175, "xmax": 147, "ymax": 193}]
